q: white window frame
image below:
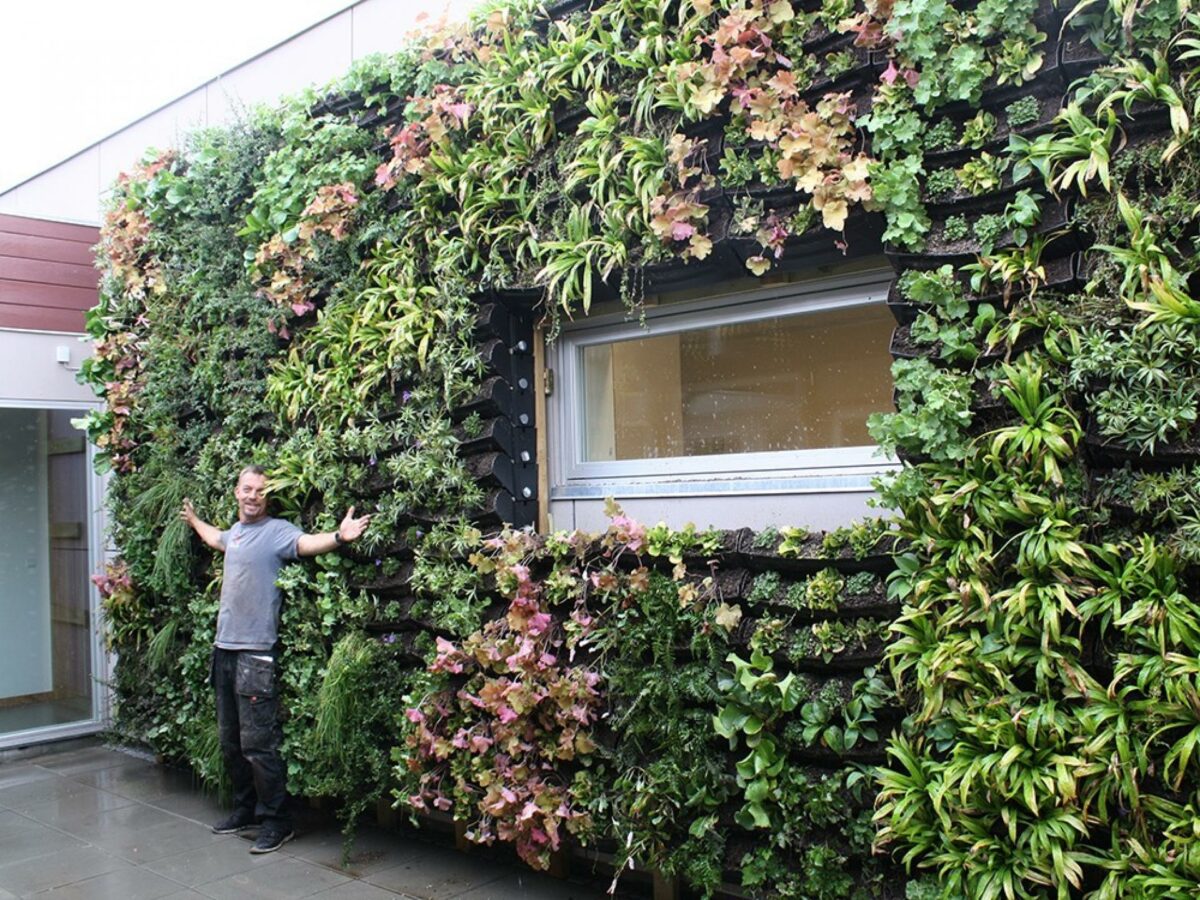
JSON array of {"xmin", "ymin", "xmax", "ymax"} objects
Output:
[{"xmin": 548, "ymin": 268, "xmax": 899, "ymax": 500}]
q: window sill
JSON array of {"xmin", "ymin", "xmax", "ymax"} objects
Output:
[{"xmin": 552, "ymin": 462, "xmax": 899, "ymax": 499}]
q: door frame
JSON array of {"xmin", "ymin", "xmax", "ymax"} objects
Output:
[{"xmin": 0, "ymin": 399, "xmax": 110, "ymax": 750}]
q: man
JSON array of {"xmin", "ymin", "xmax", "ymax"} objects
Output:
[{"xmin": 180, "ymin": 465, "xmax": 369, "ymax": 853}]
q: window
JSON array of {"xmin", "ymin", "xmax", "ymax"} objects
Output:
[{"xmin": 548, "ymin": 269, "xmax": 897, "ymax": 500}]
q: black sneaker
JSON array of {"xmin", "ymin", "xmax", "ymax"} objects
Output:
[
  {"xmin": 249, "ymin": 827, "xmax": 295, "ymax": 854},
  {"xmin": 212, "ymin": 809, "xmax": 257, "ymax": 834}
]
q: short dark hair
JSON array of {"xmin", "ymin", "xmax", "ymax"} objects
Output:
[{"xmin": 237, "ymin": 464, "xmax": 267, "ymax": 484}]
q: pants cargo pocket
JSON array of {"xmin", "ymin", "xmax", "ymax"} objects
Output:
[
  {"xmin": 235, "ymin": 654, "xmax": 276, "ymax": 697},
  {"xmin": 235, "ymin": 654, "xmax": 278, "ymax": 734},
  {"xmin": 247, "ymin": 696, "xmax": 277, "ymax": 733}
]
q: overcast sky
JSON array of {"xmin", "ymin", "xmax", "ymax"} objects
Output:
[{"xmin": 0, "ymin": 0, "xmax": 477, "ymax": 193}]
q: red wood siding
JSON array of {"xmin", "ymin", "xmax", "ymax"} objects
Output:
[{"xmin": 0, "ymin": 215, "xmax": 99, "ymax": 332}]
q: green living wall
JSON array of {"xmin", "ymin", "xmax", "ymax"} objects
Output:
[{"xmin": 83, "ymin": 0, "xmax": 1200, "ymax": 895}]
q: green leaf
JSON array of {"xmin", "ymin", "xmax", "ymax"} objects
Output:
[
  {"xmin": 713, "ymin": 706, "xmax": 748, "ymax": 739},
  {"xmin": 745, "ymin": 801, "xmax": 772, "ymax": 829},
  {"xmin": 745, "ymin": 778, "xmax": 771, "ymax": 803}
]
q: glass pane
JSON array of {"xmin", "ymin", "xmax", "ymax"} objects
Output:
[
  {"xmin": 0, "ymin": 408, "xmax": 93, "ymax": 734},
  {"xmin": 580, "ymin": 303, "xmax": 894, "ymax": 461}
]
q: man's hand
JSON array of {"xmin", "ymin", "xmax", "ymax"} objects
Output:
[
  {"xmin": 297, "ymin": 507, "xmax": 372, "ymax": 557},
  {"xmin": 180, "ymin": 499, "xmax": 224, "ymax": 551},
  {"xmin": 338, "ymin": 506, "xmax": 371, "ymax": 544}
]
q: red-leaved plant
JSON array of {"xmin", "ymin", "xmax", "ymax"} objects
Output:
[
  {"xmin": 399, "ymin": 529, "xmax": 601, "ymax": 869},
  {"xmin": 92, "ymin": 151, "xmax": 178, "ymax": 472},
  {"xmin": 254, "ymin": 181, "xmax": 362, "ymax": 330},
  {"xmin": 375, "ymin": 85, "xmax": 474, "ymax": 189}
]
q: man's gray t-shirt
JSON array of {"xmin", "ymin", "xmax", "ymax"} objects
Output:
[{"xmin": 215, "ymin": 517, "xmax": 303, "ymax": 651}]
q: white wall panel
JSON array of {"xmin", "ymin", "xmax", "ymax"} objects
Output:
[
  {"xmin": 352, "ymin": 0, "xmax": 425, "ymax": 58},
  {"xmin": 550, "ymin": 491, "xmax": 881, "ymax": 534},
  {"xmin": 0, "ymin": 329, "xmax": 98, "ymax": 407},
  {"xmin": 97, "ymin": 89, "xmax": 209, "ymax": 202},
  {"xmin": 0, "ymin": 151, "xmax": 101, "ymax": 225},
  {"xmin": 207, "ymin": 11, "xmax": 354, "ymax": 123}
]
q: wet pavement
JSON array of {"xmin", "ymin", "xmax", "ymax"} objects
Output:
[{"xmin": 0, "ymin": 742, "xmax": 610, "ymax": 899}]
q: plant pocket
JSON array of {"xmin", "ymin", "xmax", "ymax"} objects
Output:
[{"xmin": 235, "ymin": 654, "xmax": 276, "ymax": 698}]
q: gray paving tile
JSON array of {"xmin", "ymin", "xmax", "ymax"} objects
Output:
[
  {"xmin": 143, "ymin": 839, "xmax": 272, "ymax": 887},
  {"xmin": 71, "ymin": 763, "xmax": 193, "ymax": 804},
  {"xmin": 0, "ymin": 775, "xmax": 95, "ymax": 812},
  {"xmin": 21, "ymin": 743, "xmax": 105, "ymax": 764},
  {"xmin": 85, "ymin": 814, "xmax": 228, "ymax": 864},
  {"xmin": 452, "ymin": 870, "xmax": 609, "ymax": 900},
  {"xmin": 0, "ymin": 810, "xmax": 45, "ymax": 845},
  {"xmin": 29, "ymin": 864, "xmax": 184, "ymax": 900},
  {"xmin": 49, "ymin": 798, "xmax": 179, "ymax": 845},
  {"xmin": 362, "ymin": 844, "xmax": 504, "ymax": 899},
  {"xmin": 33, "ymin": 746, "xmax": 141, "ymax": 777},
  {"xmin": 0, "ymin": 765, "xmax": 56, "ymax": 792},
  {"xmin": 67, "ymin": 759, "xmax": 153, "ymax": 780},
  {"xmin": 310, "ymin": 880, "xmax": 415, "ymax": 899},
  {"xmin": 158, "ymin": 892, "xmax": 211, "ymax": 899},
  {"xmin": 18, "ymin": 785, "xmax": 134, "ymax": 828},
  {"xmin": 199, "ymin": 856, "xmax": 352, "ymax": 898},
  {"xmin": 143, "ymin": 789, "xmax": 226, "ymax": 826},
  {"xmin": 0, "ymin": 845, "xmax": 128, "ymax": 895},
  {"xmin": 287, "ymin": 825, "xmax": 421, "ymax": 877},
  {"xmin": 0, "ymin": 820, "xmax": 87, "ymax": 866}
]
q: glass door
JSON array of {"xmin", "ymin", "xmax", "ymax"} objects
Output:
[{"xmin": 0, "ymin": 406, "xmax": 102, "ymax": 743}]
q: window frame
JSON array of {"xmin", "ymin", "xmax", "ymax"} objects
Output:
[{"xmin": 548, "ymin": 267, "xmax": 899, "ymax": 500}]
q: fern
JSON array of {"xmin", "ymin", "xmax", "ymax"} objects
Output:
[
  {"xmin": 315, "ymin": 631, "xmax": 378, "ymax": 751},
  {"xmin": 145, "ymin": 618, "xmax": 179, "ymax": 673}
]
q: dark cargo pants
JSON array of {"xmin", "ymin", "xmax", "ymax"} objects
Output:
[{"xmin": 212, "ymin": 647, "xmax": 291, "ymax": 832}]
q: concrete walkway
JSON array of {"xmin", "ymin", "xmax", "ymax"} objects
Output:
[{"xmin": 0, "ymin": 742, "xmax": 611, "ymax": 899}]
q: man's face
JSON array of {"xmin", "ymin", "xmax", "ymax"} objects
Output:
[{"xmin": 235, "ymin": 472, "xmax": 268, "ymax": 523}]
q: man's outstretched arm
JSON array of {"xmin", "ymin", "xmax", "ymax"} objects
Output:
[
  {"xmin": 181, "ymin": 499, "xmax": 225, "ymax": 551},
  {"xmin": 297, "ymin": 506, "xmax": 371, "ymax": 557}
]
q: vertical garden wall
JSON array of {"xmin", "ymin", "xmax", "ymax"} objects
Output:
[{"xmin": 82, "ymin": 0, "xmax": 1200, "ymax": 895}]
